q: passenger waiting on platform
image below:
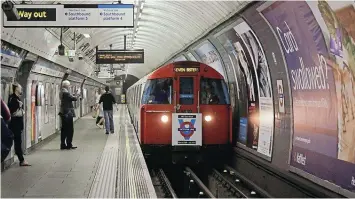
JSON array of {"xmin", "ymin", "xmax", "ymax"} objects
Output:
[
  {"xmin": 8, "ymin": 84, "xmax": 31, "ymax": 166},
  {"xmin": 59, "ymin": 80, "xmax": 80, "ymax": 150},
  {"xmin": 99, "ymin": 86, "xmax": 118, "ymax": 134},
  {"xmin": 1, "ymin": 98, "xmax": 13, "ymax": 162}
]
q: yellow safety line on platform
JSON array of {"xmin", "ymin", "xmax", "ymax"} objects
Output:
[{"xmin": 125, "ymin": 117, "xmax": 137, "ymax": 198}]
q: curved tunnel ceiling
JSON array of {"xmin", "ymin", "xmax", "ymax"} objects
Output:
[{"xmin": 25, "ymin": 0, "xmax": 250, "ymax": 79}]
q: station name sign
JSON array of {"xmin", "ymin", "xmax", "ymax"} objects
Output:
[
  {"xmin": 3, "ymin": 4, "xmax": 134, "ymax": 27},
  {"xmin": 174, "ymin": 67, "xmax": 200, "ymax": 73},
  {"xmin": 96, "ymin": 50, "xmax": 144, "ymax": 64}
]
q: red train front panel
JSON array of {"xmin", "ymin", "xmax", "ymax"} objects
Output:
[{"xmin": 140, "ymin": 61, "xmax": 231, "ymax": 148}]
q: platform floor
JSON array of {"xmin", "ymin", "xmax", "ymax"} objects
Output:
[{"xmin": 1, "ymin": 105, "xmax": 156, "ymax": 198}]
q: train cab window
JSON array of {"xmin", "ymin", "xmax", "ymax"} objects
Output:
[
  {"xmin": 200, "ymin": 78, "xmax": 230, "ymax": 105},
  {"xmin": 179, "ymin": 77, "xmax": 194, "ymax": 105},
  {"xmin": 142, "ymin": 78, "xmax": 173, "ymax": 104}
]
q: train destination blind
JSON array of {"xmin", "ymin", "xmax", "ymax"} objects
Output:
[
  {"xmin": 3, "ymin": 4, "xmax": 134, "ymax": 27},
  {"xmin": 174, "ymin": 67, "xmax": 200, "ymax": 73},
  {"xmin": 96, "ymin": 50, "xmax": 144, "ymax": 64}
]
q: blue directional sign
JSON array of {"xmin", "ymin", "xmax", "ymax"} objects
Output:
[{"xmin": 3, "ymin": 4, "xmax": 134, "ymax": 27}]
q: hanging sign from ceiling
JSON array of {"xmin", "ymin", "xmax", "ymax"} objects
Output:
[
  {"xmin": 96, "ymin": 50, "xmax": 144, "ymax": 64},
  {"xmin": 3, "ymin": 4, "xmax": 134, "ymax": 27}
]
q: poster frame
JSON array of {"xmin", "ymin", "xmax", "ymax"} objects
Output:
[
  {"xmin": 192, "ymin": 39, "xmax": 229, "ymax": 80},
  {"xmin": 213, "ymin": 17, "xmax": 275, "ymax": 162}
]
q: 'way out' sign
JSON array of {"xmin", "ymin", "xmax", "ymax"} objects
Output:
[{"xmin": 3, "ymin": 4, "xmax": 134, "ymax": 28}]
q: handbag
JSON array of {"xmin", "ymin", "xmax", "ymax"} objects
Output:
[
  {"xmin": 92, "ymin": 108, "xmax": 99, "ymax": 118},
  {"xmin": 11, "ymin": 99, "xmax": 24, "ymax": 117}
]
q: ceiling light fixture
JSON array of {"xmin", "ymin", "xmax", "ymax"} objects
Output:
[
  {"xmin": 83, "ymin": 34, "xmax": 90, "ymax": 38},
  {"xmin": 140, "ymin": 2, "xmax": 144, "ymax": 10}
]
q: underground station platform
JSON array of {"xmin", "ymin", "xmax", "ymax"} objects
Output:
[{"xmin": 1, "ymin": 105, "xmax": 157, "ymax": 198}]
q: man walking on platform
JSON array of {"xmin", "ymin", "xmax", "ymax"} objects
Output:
[
  {"xmin": 59, "ymin": 80, "xmax": 80, "ymax": 150},
  {"xmin": 99, "ymin": 86, "xmax": 118, "ymax": 134}
]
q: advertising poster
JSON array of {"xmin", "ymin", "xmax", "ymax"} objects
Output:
[
  {"xmin": 1, "ymin": 40, "xmax": 24, "ymax": 68},
  {"xmin": 194, "ymin": 41, "xmax": 227, "ymax": 79},
  {"xmin": 172, "ymin": 113, "xmax": 202, "ymax": 146},
  {"xmin": 217, "ymin": 28, "xmax": 259, "ymax": 149},
  {"xmin": 261, "ymin": 0, "xmax": 355, "ymax": 193},
  {"xmin": 216, "ymin": 20, "xmax": 274, "ymax": 157},
  {"xmin": 233, "ymin": 21, "xmax": 274, "ymax": 156}
]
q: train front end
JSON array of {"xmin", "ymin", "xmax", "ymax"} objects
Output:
[{"xmin": 140, "ymin": 61, "xmax": 232, "ymax": 165}]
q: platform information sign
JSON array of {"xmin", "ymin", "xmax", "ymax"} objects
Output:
[
  {"xmin": 96, "ymin": 50, "xmax": 144, "ymax": 64},
  {"xmin": 3, "ymin": 4, "xmax": 134, "ymax": 27},
  {"xmin": 172, "ymin": 113, "xmax": 202, "ymax": 146}
]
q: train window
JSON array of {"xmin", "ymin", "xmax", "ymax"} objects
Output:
[
  {"xmin": 200, "ymin": 78, "xmax": 230, "ymax": 105},
  {"xmin": 142, "ymin": 78, "xmax": 173, "ymax": 105},
  {"xmin": 45, "ymin": 82, "xmax": 50, "ymax": 106},
  {"xmin": 51, "ymin": 83, "xmax": 54, "ymax": 106},
  {"xmin": 179, "ymin": 77, "xmax": 194, "ymax": 105}
]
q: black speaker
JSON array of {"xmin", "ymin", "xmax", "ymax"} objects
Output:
[
  {"xmin": 58, "ymin": 44, "xmax": 65, "ymax": 56},
  {"xmin": 2, "ymin": 1, "xmax": 20, "ymax": 20}
]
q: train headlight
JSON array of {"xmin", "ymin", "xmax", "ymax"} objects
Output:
[
  {"xmin": 204, "ymin": 115, "xmax": 212, "ymax": 122},
  {"xmin": 161, "ymin": 115, "xmax": 169, "ymax": 123}
]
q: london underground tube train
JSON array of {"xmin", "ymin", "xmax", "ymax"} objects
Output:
[{"xmin": 127, "ymin": 61, "xmax": 232, "ymax": 164}]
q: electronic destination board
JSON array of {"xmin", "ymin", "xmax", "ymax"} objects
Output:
[
  {"xmin": 173, "ymin": 67, "xmax": 200, "ymax": 73},
  {"xmin": 3, "ymin": 4, "xmax": 134, "ymax": 27},
  {"xmin": 96, "ymin": 50, "xmax": 144, "ymax": 64}
]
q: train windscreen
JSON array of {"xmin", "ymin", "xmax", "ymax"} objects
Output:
[
  {"xmin": 200, "ymin": 78, "xmax": 230, "ymax": 105},
  {"xmin": 142, "ymin": 78, "xmax": 173, "ymax": 104}
]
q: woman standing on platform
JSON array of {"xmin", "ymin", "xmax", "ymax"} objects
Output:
[{"xmin": 8, "ymin": 83, "xmax": 31, "ymax": 166}]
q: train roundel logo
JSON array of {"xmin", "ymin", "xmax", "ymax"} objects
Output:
[{"xmin": 178, "ymin": 119, "xmax": 196, "ymax": 140}]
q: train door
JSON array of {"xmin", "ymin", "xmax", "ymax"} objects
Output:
[
  {"xmin": 55, "ymin": 84, "xmax": 60, "ymax": 131},
  {"xmin": 172, "ymin": 74, "xmax": 203, "ymax": 147},
  {"xmin": 30, "ymin": 81, "xmax": 37, "ymax": 145},
  {"xmin": 175, "ymin": 76, "xmax": 198, "ymax": 113}
]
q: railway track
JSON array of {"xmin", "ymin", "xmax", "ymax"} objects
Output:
[
  {"xmin": 183, "ymin": 167, "xmax": 215, "ymax": 198},
  {"xmin": 182, "ymin": 166, "xmax": 270, "ymax": 198},
  {"xmin": 150, "ymin": 168, "xmax": 177, "ymax": 198},
  {"xmin": 150, "ymin": 165, "xmax": 270, "ymax": 198}
]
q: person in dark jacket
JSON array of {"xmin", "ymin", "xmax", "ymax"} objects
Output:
[
  {"xmin": 1, "ymin": 98, "xmax": 13, "ymax": 162},
  {"xmin": 59, "ymin": 80, "xmax": 80, "ymax": 150},
  {"xmin": 8, "ymin": 84, "xmax": 30, "ymax": 166},
  {"xmin": 99, "ymin": 86, "xmax": 118, "ymax": 134}
]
